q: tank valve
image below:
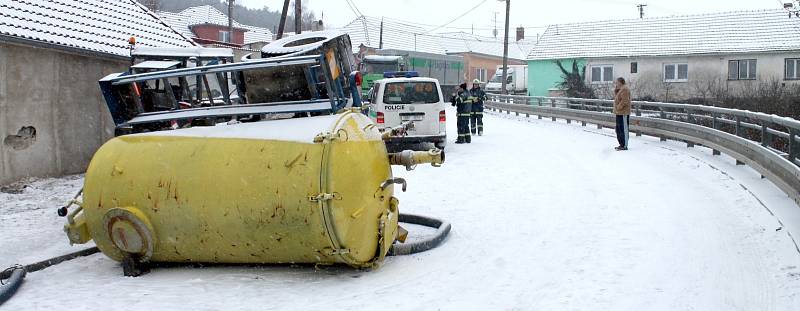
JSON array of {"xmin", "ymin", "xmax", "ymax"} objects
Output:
[
  {"xmin": 388, "ymin": 149, "xmax": 445, "ymax": 171},
  {"xmin": 381, "ymin": 121, "xmax": 415, "ymax": 140}
]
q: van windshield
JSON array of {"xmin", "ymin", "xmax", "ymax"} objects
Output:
[
  {"xmin": 489, "ymin": 74, "xmax": 503, "ymax": 83},
  {"xmin": 382, "ymin": 81, "xmax": 440, "ymax": 104},
  {"xmin": 365, "ymin": 62, "xmax": 400, "ymax": 74}
]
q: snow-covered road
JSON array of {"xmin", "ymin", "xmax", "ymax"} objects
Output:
[{"xmin": 2, "ymin": 108, "xmax": 800, "ymax": 310}]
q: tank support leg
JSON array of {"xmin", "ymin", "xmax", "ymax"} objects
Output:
[{"xmin": 122, "ymin": 254, "xmax": 150, "ymax": 277}]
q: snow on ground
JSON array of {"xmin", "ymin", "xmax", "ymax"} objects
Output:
[{"xmin": 2, "ymin": 107, "xmax": 800, "ymax": 310}]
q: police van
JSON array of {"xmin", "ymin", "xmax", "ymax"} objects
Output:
[{"xmin": 366, "ymin": 72, "xmax": 447, "ymax": 149}]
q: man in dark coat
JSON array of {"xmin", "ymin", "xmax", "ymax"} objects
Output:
[
  {"xmin": 451, "ymin": 83, "xmax": 472, "ymax": 144},
  {"xmin": 469, "ymin": 79, "xmax": 487, "ymax": 136}
]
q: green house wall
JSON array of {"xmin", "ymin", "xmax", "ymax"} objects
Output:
[{"xmin": 527, "ymin": 59, "xmax": 586, "ymax": 97}]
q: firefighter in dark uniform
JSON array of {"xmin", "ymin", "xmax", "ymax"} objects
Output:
[
  {"xmin": 451, "ymin": 83, "xmax": 472, "ymax": 144},
  {"xmin": 469, "ymin": 79, "xmax": 487, "ymax": 136}
]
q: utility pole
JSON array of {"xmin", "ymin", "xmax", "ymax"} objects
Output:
[
  {"xmin": 500, "ymin": 0, "xmax": 510, "ymax": 95},
  {"xmin": 277, "ymin": 0, "xmax": 290, "ymax": 39},
  {"xmin": 295, "ymin": 0, "xmax": 302, "ymax": 35},
  {"xmin": 493, "ymin": 12, "xmax": 498, "ymax": 38},
  {"xmin": 637, "ymin": 4, "xmax": 647, "ymax": 19},
  {"xmin": 227, "ymin": 0, "xmax": 234, "ymax": 43},
  {"xmin": 379, "ymin": 17, "xmax": 384, "ymax": 49}
]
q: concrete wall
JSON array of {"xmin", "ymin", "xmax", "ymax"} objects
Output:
[
  {"xmin": 0, "ymin": 42, "xmax": 126, "ymax": 185},
  {"xmin": 527, "ymin": 58, "xmax": 586, "ymax": 97},
  {"xmin": 584, "ymin": 52, "xmax": 800, "ymax": 100}
]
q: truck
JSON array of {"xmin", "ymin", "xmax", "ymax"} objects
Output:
[
  {"xmin": 360, "ymin": 49, "xmax": 465, "ymax": 97},
  {"xmin": 485, "ymin": 65, "xmax": 527, "ymax": 94},
  {"xmin": 360, "ymin": 55, "xmax": 405, "ymax": 97}
]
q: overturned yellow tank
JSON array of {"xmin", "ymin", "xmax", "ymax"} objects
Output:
[{"xmin": 64, "ymin": 111, "xmax": 437, "ymax": 272}]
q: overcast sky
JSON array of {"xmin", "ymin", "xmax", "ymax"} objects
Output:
[{"xmin": 236, "ymin": 0, "xmax": 789, "ymax": 38}]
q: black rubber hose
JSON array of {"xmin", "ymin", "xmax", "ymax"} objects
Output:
[
  {"xmin": 0, "ymin": 247, "xmax": 99, "ymax": 305},
  {"xmin": 0, "ymin": 266, "xmax": 25, "ymax": 306},
  {"xmin": 389, "ymin": 213, "xmax": 452, "ymax": 256}
]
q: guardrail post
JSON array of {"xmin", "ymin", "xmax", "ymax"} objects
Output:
[
  {"xmin": 735, "ymin": 116, "xmax": 743, "ymax": 137},
  {"xmin": 711, "ymin": 112, "xmax": 718, "ymax": 130},
  {"xmin": 789, "ymin": 128, "xmax": 799, "ymax": 164},
  {"xmin": 550, "ymin": 99, "xmax": 556, "ymax": 122},
  {"xmin": 761, "ymin": 123, "xmax": 772, "ymax": 149},
  {"xmin": 634, "ymin": 104, "xmax": 642, "ymax": 136},
  {"xmin": 536, "ymin": 98, "xmax": 543, "ymax": 119},
  {"xmin": 658, "ymin": 107, "xmax": 667, "ymax": 141}
]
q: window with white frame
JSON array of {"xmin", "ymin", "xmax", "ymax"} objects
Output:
[
  {"xmin": 590, "ymin": 65, "xmax": 613, "ymax": 83},
  {"xmin": 664, "ymin": 63, "xmax": 688, "ymax": 82},
  {"xmin": 219, "ymin": 30, "xmax": 231, "ymax": 43},
  {"xmin": 475, "ymin": 68, "xmax": 487, "ymax": 83},
  {"xmin": 786, "ymin": 58, "xmax": 800, "ymax": 80},
  {"xmin": 728, "ymin": 60, "xmax": 756, "ymax": 80}
]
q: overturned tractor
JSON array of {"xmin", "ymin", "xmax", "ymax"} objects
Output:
[{"xmin": 56, "ymin": 31, "xmax": 450, "ymax": 276}]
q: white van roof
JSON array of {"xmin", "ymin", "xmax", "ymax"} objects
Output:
[{"xmin": 376, "ymin": 77, "xmax": 439, "ymax": 84}]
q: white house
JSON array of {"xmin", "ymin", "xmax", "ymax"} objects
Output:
[{"xmin": 527, "ymin": 9, "xmax": 800, "ymax": 100}]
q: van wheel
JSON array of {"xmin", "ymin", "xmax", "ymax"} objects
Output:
[{"xmin": 435, "ymin": 142, "xmax": 446, "ymax": 150}]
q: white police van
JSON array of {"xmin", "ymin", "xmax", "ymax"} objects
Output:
[{"xmin": 366, "ymin": 72, "xmax": 447, "ymax": 149}]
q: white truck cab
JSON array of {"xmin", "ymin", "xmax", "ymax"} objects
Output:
[{"xmin": 366, "ymin": 76, "xmax": 447, "ymax": 149}]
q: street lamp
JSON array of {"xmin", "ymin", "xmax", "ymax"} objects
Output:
[{"xmin": 498, "ymin": 0, "xmax": 510, "ymax": 95}]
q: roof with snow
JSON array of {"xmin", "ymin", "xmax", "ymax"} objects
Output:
[
  {"xmin": 529, "ymin": 9, "xmax": 800, "ymax": 60},
  {"xmin": 438, "ymin": 32, "xmax": 534, "ymax": 60},
  {"xmin": 0, "ymin": 0, "xmax": 194, "ymax": 58},
  {"xmin": 158, "ymin": 6, "xmax": 273, "ymax": 45},
  {"xmin": 339, "ymin": 16, "xmax": 536, "ymax": 58},
  {"xmin": 340, "ymin": 16, "xmax": 446, "ymax": 54}
]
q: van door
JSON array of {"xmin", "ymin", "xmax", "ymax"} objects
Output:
[{"xmin": 379, "ymin": 80, "xmax": 443, "ymax": 136}]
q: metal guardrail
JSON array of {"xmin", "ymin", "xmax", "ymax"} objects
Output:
[{"xmin": 486, "ymin": 94, "xmax": 800, "ymax": 205}]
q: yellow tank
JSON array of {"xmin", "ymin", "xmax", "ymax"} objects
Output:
[{"xmin": 64, "ymin": 111, "xmax": 405, "ymax": 270}]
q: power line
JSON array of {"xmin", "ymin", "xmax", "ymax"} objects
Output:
[
  {"xmin": 345, "ymin": 0, "xmax": 365, "ymax": 17},
  {"xmin": 380, "ymin": 15, "xmax": 548, "ymax": 33},
  {"xmin": 421, "ymin": 0, "xmax": 490, "ymax": 34},
  {"xmin": 342, "ymin": 0, "xmax": 360, "ymax": 19}
]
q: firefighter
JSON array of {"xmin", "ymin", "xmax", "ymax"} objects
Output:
[
  {"xmin": 451, "ymin": 83, "xmax": 472, "ymax": 144},
  {"xmin": 469, "ymin": 79, "xmax": 487, "ymax": 136}
]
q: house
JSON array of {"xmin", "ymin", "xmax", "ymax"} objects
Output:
[
  {"xmin": 158, "ymin": 6, "xmax": 274, "ymax": 58},
  {"xmin": 527, "ymin": 9, "xmax": 800, "ymax": 100},
  {"xmin": 341, "ymin": 16, "xmax": 534, "ymax": 84},
  {"xmin": 0, "ymin": 0, "xmax": 195, "ymax": 185},
  {"xmin": 438, "ymin": 31, "xmax": 533, "ymax": 83}
]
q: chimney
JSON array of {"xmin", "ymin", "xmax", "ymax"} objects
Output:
[{"xmin": 516, "ymin": 26, "xmax": 524, "ymax": 41}]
